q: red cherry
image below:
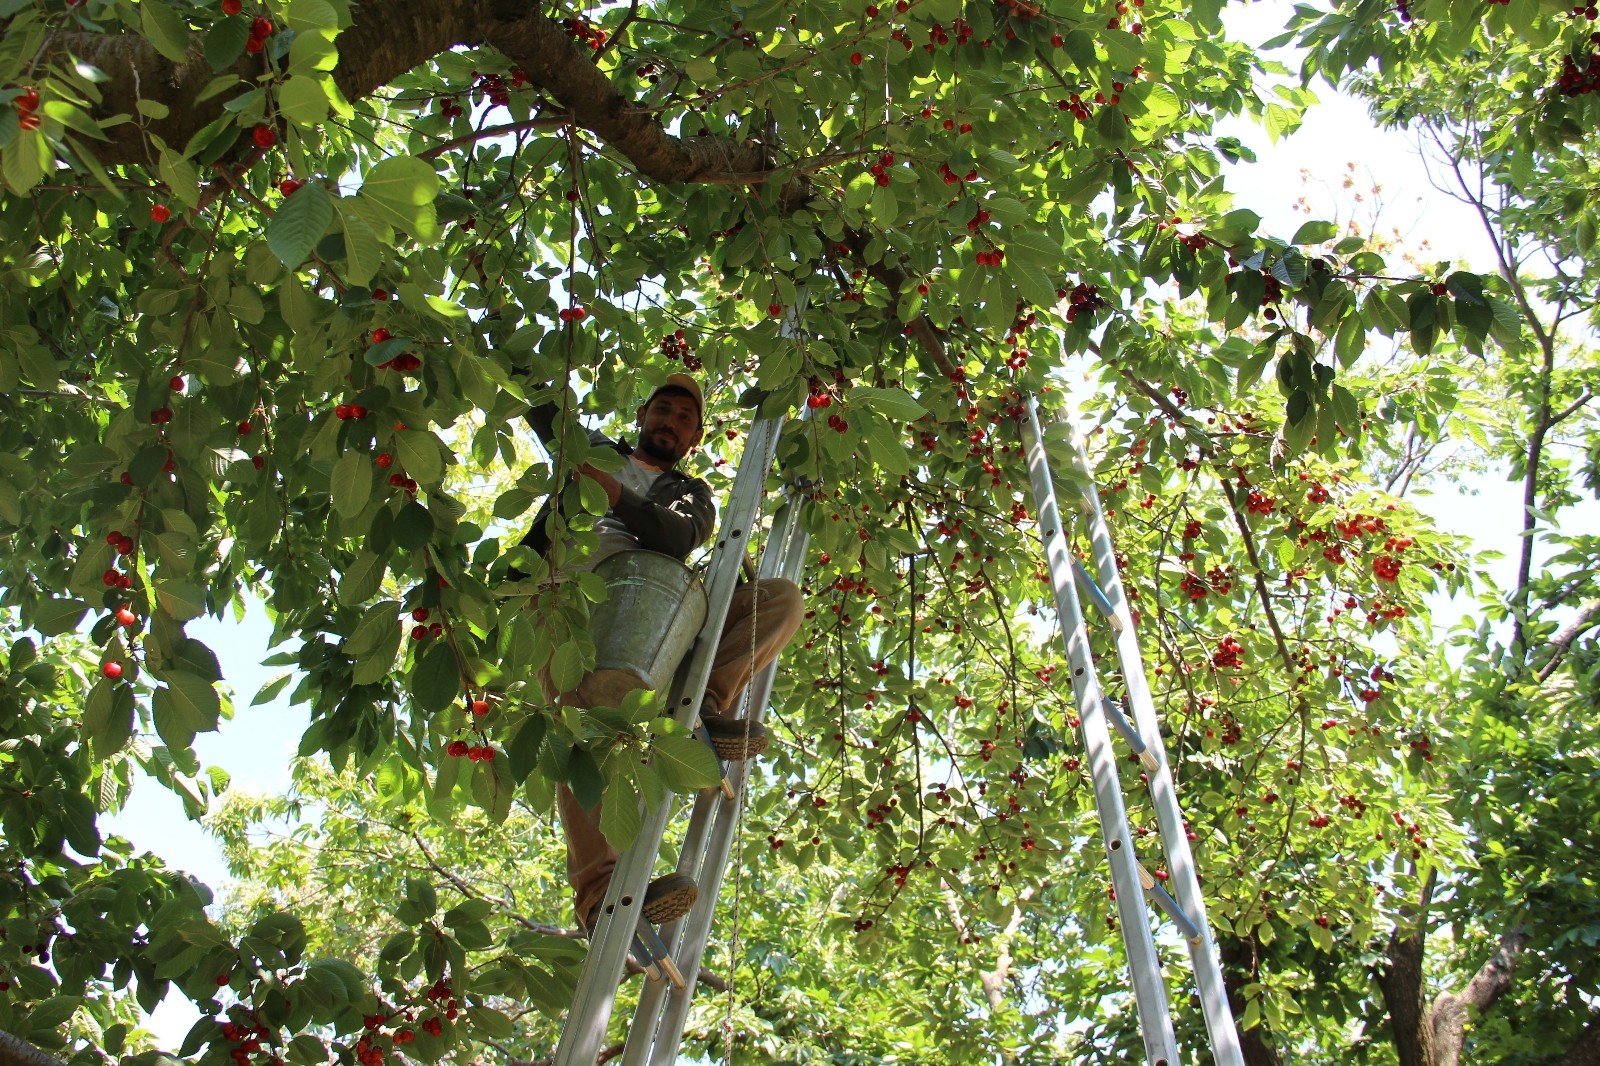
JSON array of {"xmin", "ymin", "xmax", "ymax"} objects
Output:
[
  {"xmin": 250, "ymin": 15, "xmax": 272, "ymax": 37},
  {"xmin": 251, "ymin": 125, "xmax": 276, "ymax": 148},
  {"xmin": 244, "ymin": 36, "xmax": 263, "ymax": 52},
  {"xmin": 16, "ymin": 87, "xmax": 39, "ymax": 112},
  {"xmin": 237, "ymin": 421, "xmax": 253, "ymax": 435},
  {"xmin": 376, "ymin": 453, "xmax": 394, "ymax": 468},
  {"xmin": 349, "ymin": 404, "xmax": 367, "ymax": 419},
  {"xmin": 252, "ymin": 456, "xmax": 265, "ymax": 469},
  {"xmin": 102, "ymin": 662, "xmax": 123, "ymax": 679},
  {"xmin": 412, "ymin": 608, "xmax": 430, "ymax": 622},
  {"xmin": 767, "ymin": 303, "xmax": 783, "ymax": 317},
  {"xmin": 115, "ymin": 607, "xmax": 137, "ymax": 627},
  {"xmin": 850, "ymin": 52, "xmax": 863, "ymax": 65},
  {"xmin": 334, "ymin": 404, "xmax": 352, "ymax": 420},
  {"xmin": 222, "ymin": 0, "xmax": 241, "ymax": 13},
  {"xmin": 150, "ymin": 204, "xmax": 171, "ymax": 223},
  {"xmin": 169, "ymin": 375, "xmax": 185, "ymax": 391},
  {"xmin": 278, "ymin": 178, "xmax": 303, "ymax": 196},
  {"xmin": 470, "ymin": 699, "xmax": 489, "ymax": 717},
  {"xmin": 372, "ymin": 328, "xmax": 391, "ymax": 343},
  {"xmin": 215, "ymin": 973, "xmax": 231, "ymax": 986},
  {"xmin": 371, "ymin": 288, "xmax": 388, "ymax": 300},
  {"xmin": 17, "ymin": 112, "xmax": 40, "ymax": 131}
]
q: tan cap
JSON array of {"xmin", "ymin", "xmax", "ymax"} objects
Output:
[{"xmin": 644, "ymin": 373, "xmax": 704, "ymax": 422}]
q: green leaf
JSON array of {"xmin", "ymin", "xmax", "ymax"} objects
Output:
[
  {"xmin": 598, "ymin": 772, "xmax": 641, "ymax": 852},
  {"xmin": 549, "ymin": 641, "xmax": 585, "ymax": 694},
  {"xmin": 357, "ymin": 155, "xmax": 440, "ymax": 239},
  {"xmin": 277, "ymin": 75, "xmax": 331, "ymax": 127},
  {"xmin": 152, "ymin": 669, "xmax": 223, "ymax": 749},
  {"xmin": 154, "ymin": 579, "xmax": 206, "ymax": 621},
  {"xmin": 268, "ymin": 181, "xmax": 335, "ymax": 269},
  {"xmin": 1290, "ymin": 220, "xmax": 1338, "ymax": 246},
  {"xmin": 205, "ymin": 17, "xmax": 250, "ymax": 71},
  {"xmin": 411, "ymin": 642, "xmax": 459, "ymax": 713},
  {"xmin": 83, "ymin": 679, "xmax": 135, "ymax": 759},
  {"xmin": 140, "ymin": 2, "xmax": 192, "ymax": 63},
  {"xmin": 507, "ymin": 715, "xmax": 547, "ymax": 783},
  {"xmin": 651, "ymin": 732, "xmax": 721, "ymax": 792},
  {"xmin": 330, "ymin": 450, "xmax": 373, "ymax": 520},
  {"xmin": 338, "ymin": 551, "xmax": 387, "ymax": 605},
  {"xmin": 850, "ymin": 386, "xmax": 927, "ymax": 422},
  {"xmin": 393, "ymin": 500, "xmax": 436, "ymax": 551},
  {"xmin": 30, "ymin": 597, "xmax": 89, "ymax": 638},
  {"xmin": 395, "ymin": 430, "xmax": 445, "ymax": 485}
]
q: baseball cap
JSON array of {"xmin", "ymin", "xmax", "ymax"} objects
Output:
[{"xmin": 644, "ymin": 373, "xmax": 704, "ymax": 423}]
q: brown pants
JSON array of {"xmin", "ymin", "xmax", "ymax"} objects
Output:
[{"xmin": 556, "ymin": 576, "xmax": 805, "ymax": 922}]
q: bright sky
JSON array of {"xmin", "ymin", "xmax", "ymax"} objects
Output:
[{"xmin": 104, "ymin": 2, "xmax": 1579, "ymax": 1042}]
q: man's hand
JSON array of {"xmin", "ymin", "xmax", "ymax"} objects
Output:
[{"xmin": 576, "ymin": 462, "xmax": 622, "ymax": 507}]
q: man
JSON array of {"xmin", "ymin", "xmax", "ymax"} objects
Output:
[{"xmin": 521, "ymin": 374, "xmax": 804, "ymax": 932}]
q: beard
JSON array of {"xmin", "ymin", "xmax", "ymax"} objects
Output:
[{"xmin": 636, "ymin": 427, "xmax": 681, "ymax": 463}]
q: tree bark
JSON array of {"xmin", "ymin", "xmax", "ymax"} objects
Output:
[
  {"xmin": 1376, "ymin": 870, "xmax": 1438, "ymax": 1066},
  {"xmin": 0, "ymin": 1032, "xmax": 68, "ymax": 1066},
  {"xmin": 1428, "ymin": 926, "xmax": 1528, "ymax": 1066},
  {"xmin": 40, "ymin": 0, "xmax": 771, "ymax": 181},
  {"xmin": 1217, "ymin": 933, "xmax": 1284, "ymax": 1066}
]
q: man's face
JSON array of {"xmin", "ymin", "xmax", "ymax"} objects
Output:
[{"xmin": 635, "ymin": 392, "xmax": 702, "ymax": 466}]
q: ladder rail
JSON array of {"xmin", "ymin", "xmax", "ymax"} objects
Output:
[
  {"xmin": 1056, "ymin": 415, "xmax": 1246, "ymax": 1066},
  {"xmin": 552, "ymin": 413, "xmax": 786, "ymax": 1066},
  {"xmin": 623, "ymin": 490, "xmax": 811, "ymax": 1066},
  {"xmin": 1025, "ymin": 400, "xmax": 1181, "ymax": 1066}
]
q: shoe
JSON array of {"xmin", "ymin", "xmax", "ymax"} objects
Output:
[
  {"xmin": 581, "ymin": 872, "xmax": 699, "ymax": 933},
  {"xmin": 700, "ymin": 713, "xmax": 769, "ymax": 760}
]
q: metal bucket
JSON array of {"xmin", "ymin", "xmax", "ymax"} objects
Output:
[{"xmin": 576, "ymin": 549, "xmax": 708, "ymax": 708}]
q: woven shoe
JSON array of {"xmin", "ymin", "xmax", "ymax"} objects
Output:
[
  {"xmin": 581, "ymin": 872, "xmax": 699, "ymax": 933},
  {"xmin": 700, "ymin": 713, "xmax": 769, "ymax": 760}
]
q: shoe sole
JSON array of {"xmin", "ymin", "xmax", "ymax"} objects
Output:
[
  {"xmin": 642, "ymin": 883, "xmax": 697, "ymax": 924},
  {"xmin": 702, "ymin": 720, "xmax": 769, "ymax": 761}
]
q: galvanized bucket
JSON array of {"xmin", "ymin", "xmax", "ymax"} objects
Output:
[{"xmin": 576, "ymin": 549, "xmax": 708, "ymax": 708}]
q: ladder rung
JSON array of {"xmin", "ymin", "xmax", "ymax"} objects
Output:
[
  {"xmin": 1071, "ymin": 560, "xmax": 1125, "ymax": 633},
  {"xmin": 1101, "ymin": 697, "xmax": 1161, "ymax": 774},
  {"xmin": 635, "ymin": 923, "xmax": 686, "ymax": 989},
  {"xmin": 1136, "ymin": 864, "xmax": 1203, "ymax": 943}
]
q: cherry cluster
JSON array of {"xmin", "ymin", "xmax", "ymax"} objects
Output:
[
  {"xmin": 11, "ymin": 85, "xmax": 40, "ymax": 132},
  {"xmin": 1062, "ymin": 281, "xmax": 1107, "ymax": 322},
  {"xmin": 369, "ymin": 329, "xmax": 421, "ymax": 373},
  {"xmin": 561, "ymin": 17, "xmax": 608, "ymax": 50},
  {"xmin": 408, "ymin": 608, "xmax": 442, "ymax": 641},
  {"xmin": 245, "ymin": 15, "xmax": 273, "ymax": 54},
  {"xmin": 936, "ymin": 160, "xmax": 979, "ymax": 186},
  {"xmin": 1211, "ymin": 635, "xmax": 1244, "ymax": 669},
  {"xmin": 658, "ymin": 330, "xmax": 700, "ymax": 370},
  {"xmin": 866, "ymin": 149, "xmax": 895, "ymax": 187},
  {"xmin": 218, "ymin": 1016, "xmax": 272, "ymax": 1065},
  {"xmin": 474, "ymin": 69, "xmax": 526, "ymax": 110},
  {"xmin": 1557, "ymin": 49, "xmax": 1600, "ymax": 96}
]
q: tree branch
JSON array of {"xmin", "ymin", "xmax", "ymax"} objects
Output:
[
  {"xmin": 1536, "ymin": 598, "xmax": 1600, "ymax": 682},
  {"xmin": 1428, "ymin": 926, "xmax": 1529, "ymax": 1066},
  {"xmin": 0, "ymin": 1032, "xmax": 68, "ymax": 1066}
]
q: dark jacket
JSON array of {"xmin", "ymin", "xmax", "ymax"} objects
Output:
[{"xmin": 519, "ymin": 405, "xmax": 715, "ymax": 563}]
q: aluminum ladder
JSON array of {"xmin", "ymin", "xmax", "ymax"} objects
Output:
[
  {"xmin": 552, "ymin": 410, "xmax": 805, "ymax": 1066},
  {"xmin": 1024, "ymin": 395, "xmax": 1245, "ymax": 1066}
]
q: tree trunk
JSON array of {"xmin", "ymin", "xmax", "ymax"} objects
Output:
[{"xmin": 1217, "ymin": 933, "xmax": 1284, "ymax": 1066}]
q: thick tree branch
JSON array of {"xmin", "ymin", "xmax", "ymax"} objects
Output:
[
  {"xmin": 0, "ymin": 1032, "xmax": 68, "ymax": 1066},
  {"xmin": 46, "ymin": 0, "xmax": 770, "ymax": 181},
  {"xmin": 1428, "ymin": 926, "xmax": 1528, "ymax": 1066},
  {"xmin": 1536, "ymin": 598, "xmax": 1600, "ymax": 682}
]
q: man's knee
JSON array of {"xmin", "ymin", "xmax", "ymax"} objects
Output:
[{"xmin": 758, "ymin": 577, "xmax": 805, "ymax": 635}]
